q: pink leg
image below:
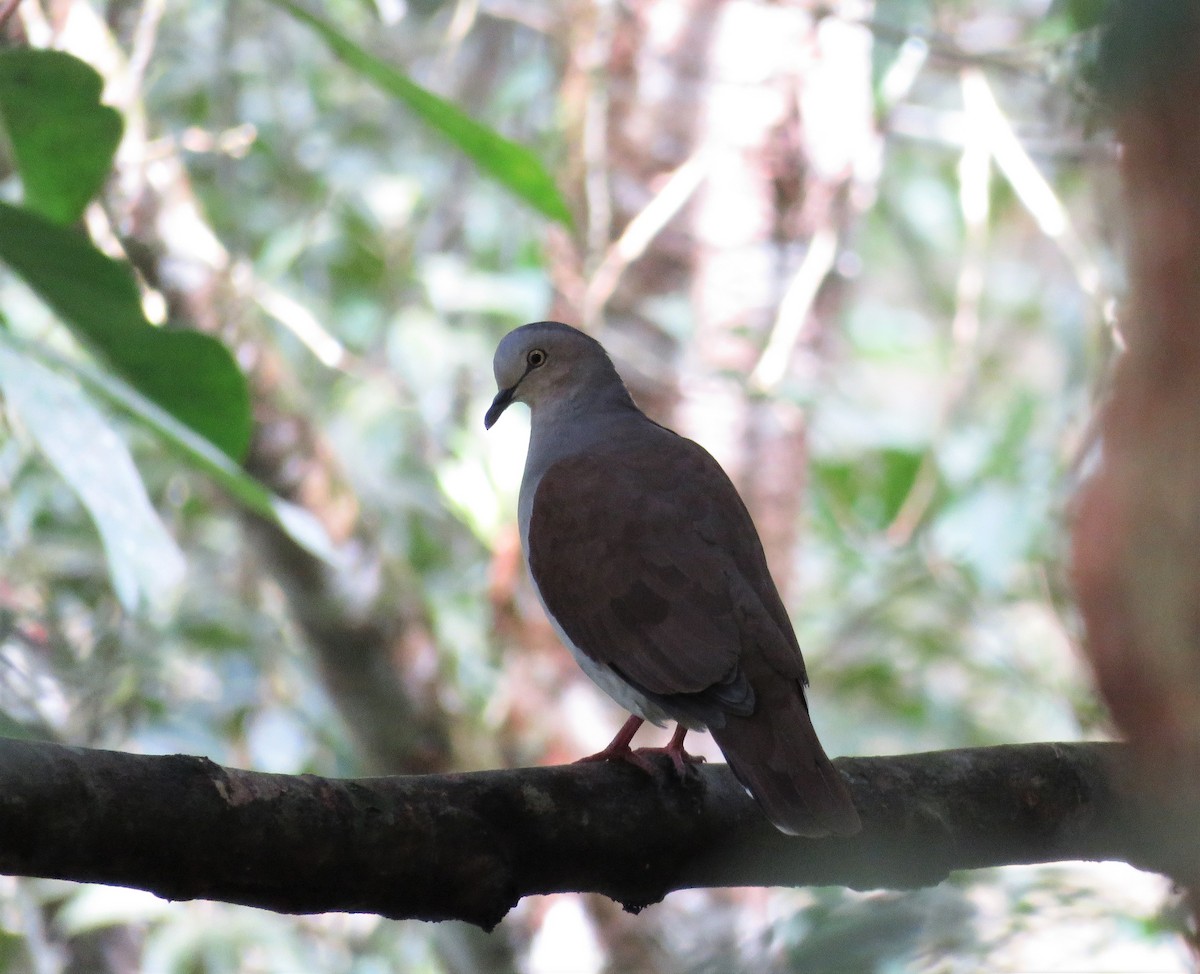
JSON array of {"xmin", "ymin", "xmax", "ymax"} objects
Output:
[
  {"xmin": 577, "ymin": 718, "xmax": 706, "ymax": 777},
  {"xmin": 575, "ymin": 714, "xmax": 647, "ymax": 767}
]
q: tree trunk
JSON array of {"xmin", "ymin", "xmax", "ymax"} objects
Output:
[{"xmin": 1072, "ymin": 3, "xmax": 1200, "ymax": 899}]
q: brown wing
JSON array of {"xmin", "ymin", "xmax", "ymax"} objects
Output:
[{"xmin": 528, "ymin": 426, "xmax": 805, "ymax": 726}]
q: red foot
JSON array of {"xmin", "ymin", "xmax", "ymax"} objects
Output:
[
  {"xmin": 576, "ymin": 719, "xmax": 704, "ymax": 778},
  {"xmin": 575, "ymin": 715, "xmax": 649, "ymax": 769}
]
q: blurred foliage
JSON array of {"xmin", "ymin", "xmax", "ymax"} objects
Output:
[
  {"xmin": 0, "ymin": 0, "xmax": 1190, "ymax": 972},
  {"xmin": 0, "ymin": 49, "xmax": 122, "ymax": 225},
  {"xmin": 0, "ymin": 339, "xmax": 184, "ymax": 613},
  {"xmin": 0, "ymin": 200, "xmax": 253, "ymax": 460},
  {"xmin": 1096, "ymin": 0, "xmax": 1200, "ymax": 100},
  {"xmin": 268, "ymin": 0, "xmax": 572, "ymax": 225},
  {"xmin": 0, "ymin": 50, "xmax": 252, "ymax": 460}
]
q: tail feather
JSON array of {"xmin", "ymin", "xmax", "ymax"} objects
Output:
[{"xmin": 710, "ymin": 677, "xmax": 860, "ymax": 837}]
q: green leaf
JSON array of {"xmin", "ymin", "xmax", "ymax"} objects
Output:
[
  {"xmin": 1, "ymin": 330, "xmax": 338, "ymax": 566},
  {"xmin": 1064, "ymin": 0, "xmax": 1109, "ymax": 32},
  {"xmin": 0, "ymin": 49, "xmax": 123, "ymax": 226},
  {"xmin": 62, "ymin": 342, "xmax": 338, "ymax": 566},
  {"xmin": 813, "ymin": 448, "xmax": 927, "ymax": 532},
  {"xmin": 0, "ymin": 201, "xmax": 252, "ymax": 459},
  {"xmin": 269, "ymin": 0, "xmax": 573, "ymax": 226},
  {"xmin": 0, "ymin": 339, "xmax": 185, "ymax": 613}
]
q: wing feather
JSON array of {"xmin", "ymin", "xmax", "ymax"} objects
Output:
[{"xmin": 528, "ymin": 426, "xmax": 805, "ymax": 726}]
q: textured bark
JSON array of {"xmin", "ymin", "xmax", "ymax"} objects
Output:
[{"xmin": 0, "ymin": 737, "xmax": 1163, "ymax": 931}]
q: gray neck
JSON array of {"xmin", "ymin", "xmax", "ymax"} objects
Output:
[{"xmin": 517, "ymin": 379, "xmax": 642, "ymax": 545}]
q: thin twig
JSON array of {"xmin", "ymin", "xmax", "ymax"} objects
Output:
[
  {"xmin": 887, "ymin": 68, "xmax": 992, "ymax": 545},
  {"xmin": 846, "ymin": 14, "xmax": 1059, "ymax": 80},
  {"xmin": 749, "ymin": 222, "xmax": 839, "ymax": 392},
  {"xmin": 126, "ymin": 0, "xmax": 166, "ymax": 100},
  {"xmin": 582, "ymin": 151, "xmax": 711, "ymax": 329}
]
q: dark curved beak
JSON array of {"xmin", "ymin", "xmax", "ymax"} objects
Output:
[{"xmin": 484, "ymin": 386, "xmax": 516, "ymax": 429}]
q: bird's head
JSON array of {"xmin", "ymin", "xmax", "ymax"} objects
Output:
[{"xmin": 484, "ymin": 321, "xmax": 623, "ymax": 429}]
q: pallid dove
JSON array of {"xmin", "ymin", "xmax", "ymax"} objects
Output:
[{"xmin": 485, "ymin": 321, "xmax": 860, "ymax": 837}]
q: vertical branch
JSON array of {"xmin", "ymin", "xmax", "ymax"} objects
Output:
[{"xmin": 1072, "ymin": 3, "xmax": 1200, "ymax": 899}]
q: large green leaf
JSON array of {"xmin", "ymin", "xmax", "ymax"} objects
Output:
[
  {"xmin": 813, "ymin": 447, "xmax": 928, "ymax": 533},
  {"xmin": 0, "ymin": 49, "xmax": 123, "ymax": 226},
  {"xmin": 0, "ymin": 339, "xmax": 185, "ymax": 613},
  {"xmin": 0, "ymin": 201, "xmax": 252, "ymax": 460},
  {"xmin": 65, "ymin": 344, "xmax": 338, "ymax": 566},
  {"xmin": 2, "ymin": 330, "xmax": 337, "ymax": 566},
  {"xmin": 269, "ymin": 0, "xmax": 573, "ymax": 226}
]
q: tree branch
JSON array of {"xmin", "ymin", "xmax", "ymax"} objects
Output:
[{"xmin": 0, "ymin": 738, "xmax": 1159, "ymax": 931}]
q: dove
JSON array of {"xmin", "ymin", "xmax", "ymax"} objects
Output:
[{"xmin": 485, "ymin": 320, "xmax": 860, "ymax": 837}]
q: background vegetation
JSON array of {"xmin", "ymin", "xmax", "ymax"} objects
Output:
[{"xmin": 0, "ymin": 0, "xmax": 1189, "ymax": 971}]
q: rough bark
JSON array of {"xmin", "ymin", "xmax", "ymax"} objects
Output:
[{"xmin": 0, "ymin": 737, "xmax": 1162, "ymax": 931}]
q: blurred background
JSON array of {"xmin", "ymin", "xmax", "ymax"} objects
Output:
[{"xmin": 0, "ymin": 0, "xmax": 1191, "ymax": 971}]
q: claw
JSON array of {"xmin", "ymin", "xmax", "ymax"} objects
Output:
[
  {"xmin": 575, "ymin": 714, "xmax": 648, "ymax": 768},
  {"xmin": 577, "ymin": 719, "xmax": 703, "ymax": 779}
]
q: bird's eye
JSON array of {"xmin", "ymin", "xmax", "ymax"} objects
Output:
[{"xmin": 527, "ymin": 348, "xmax": 547, "ymax": 368}]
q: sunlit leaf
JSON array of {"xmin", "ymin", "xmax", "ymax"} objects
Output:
[
  {"xmin": 0, "ymin": 340, "xmax": 185, "ymax": 613},
  {"xmin": 812, "ymin": 448, "xmax": 927, "ymax": 533},
  {"xmin": 0, "ymin": 711, "xmax": 49, "ymax": 742},
  {"xmin": 985, "ymin": 394, "xmax": 1038, "ymax": 482},
  {"xmin": 0, "ymin": 49, "xmax": 123, "ymax": 226},
  {"xmin": 0, "ymin": 201, "xmax": 252, "ymax": 459},
  {"xmin": 268, "ymin": 0, "xmax": 573, "ymax": 226},
  {"xmin": 60, "ymin": 342, "xmax": 339, "ymax": 566}
]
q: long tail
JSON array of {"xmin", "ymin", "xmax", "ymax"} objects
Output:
[{"xmin": 710, "ymin": 676, "xmax": 860, "ymax": 837}]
